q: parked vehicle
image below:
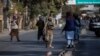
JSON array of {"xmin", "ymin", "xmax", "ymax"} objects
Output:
[{"xmin": 89, "ymin": 16, "xmax": 100, "ymax": 37}]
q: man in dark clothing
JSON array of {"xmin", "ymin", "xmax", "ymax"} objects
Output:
[
  {"xmin": 62, "ymin": 12, "xmax": 76, "ymax": 48},
  {"xmin": 73, "ymin": 14, "xmax": 81, "ymax": 42},
  {"xmin": 36, "ymin": 16, "xmax": 45, "ymax": 41}
]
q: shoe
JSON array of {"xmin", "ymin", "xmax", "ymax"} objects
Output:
[
  {"xmin": 37, "ymin": 37, "xmax": 41, "ymax": 41},
  {"xmin": 37, "ymin": 39, "xmax": 40, "ymax": 41},
  {"xmin": 17, "ymin": 40, "xmax": 20, "ymax": 42},
  {"xmin": 72, "ymin": 45, "xmax": 75, "ymax": 48},
  {"xmin": 47, "ymin": 45, "xmax": 54, "ymax": 48},
  {"xmin": 10, "ymin": 39, "xmax": 12, "ymax": 41},
  {"xmin": 66, "ymin": 45, "xmax": 70, "ymax": 48},
  {"xmin": 70, "ymin": 45, "xmax": 75, "ymax": 48},
  {"xmin": 50, "ymin": 46, "xmax": 54, "ymax": 48}
]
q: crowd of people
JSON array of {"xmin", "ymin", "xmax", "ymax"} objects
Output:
[
  {"xmin": 36, "ymin": 12, "xmax": 81, "ymax": 48},
  {"xmin": 9, "ymin": 12, "xmax": 82, "ymax": 49}
]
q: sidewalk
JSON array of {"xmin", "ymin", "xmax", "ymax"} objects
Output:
[{"xmin": 0, "ymin": 29, "xmax": 35, "ymax": 37}]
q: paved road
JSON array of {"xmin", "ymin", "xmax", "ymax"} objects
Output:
[
  {"xmin": 64, "ymin": 30, "xmax": 100, "ymax": 56},
  {"xmin": 73, "ymin": 30, "xmax": 100, "ymax": 56},
  {"xmin": 0, "ymin": 29, "xmax": 66, "ymax": 56}
]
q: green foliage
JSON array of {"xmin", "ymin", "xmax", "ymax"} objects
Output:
[
  {"xmin": 10, "ymin": 0, "xmax": 24, "ymax": 14},
  {"xmin": 40, "ymin": 1, "xmax": 49, "ymax": 16},
  {"xmin": 30, "ymin": 4, "xmax": 41, "ymax": 18},
  {"xmin": 10, "ymin": 0, "xmax": 65, "ymax": 18},
  {"xmin": 11, "ymin": 0, "xmax": 17, "ymax": 3},
  {"xmin": 0, "ymin": 2, "xmax": 3, "ymax": 8},
  {"xmin": 54, "ymin": 0, "xmax": 62, "ymax": 10},
  {"xmin": 16, "ymin": 2, "xmax": 24, "ymax": 13}
]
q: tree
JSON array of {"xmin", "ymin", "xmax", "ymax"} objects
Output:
[{"xmin": 9, "ymin": 0, "xmax": 66, "ymax": 29}]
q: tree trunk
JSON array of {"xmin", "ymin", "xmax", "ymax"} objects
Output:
[{"xmin": 18, "ymin": 15, "xmax": 23, "ymax": 30}]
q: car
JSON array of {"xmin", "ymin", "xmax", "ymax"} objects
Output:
[{"xmin": 89, "ymin": 17, "xmax": 100, "ymax": 37}]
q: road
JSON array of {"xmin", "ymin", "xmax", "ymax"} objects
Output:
[
  {"xmin": 64, "ymin": 30, "xmax": 100, "ymax": 56},
  {"xmin": 73, "ymin": 30, "xmax": 100, "ymax": 56},
  {"xmin": 0, "ymin": 29, "xmax": 66, "ymax": 56}
]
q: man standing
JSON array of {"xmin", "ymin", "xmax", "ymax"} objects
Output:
[
  {"xmin": 36, "ymin": 16, "xmax": 45, "ymax": 41},
  {"xmin": 10, "ymin": 13, "xmax": 20, "ymax": 42},
  {"xmin": 10, "ymin": 20, "xmax": 20, "ymax": 42}
]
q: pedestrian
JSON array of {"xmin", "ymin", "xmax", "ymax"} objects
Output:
[
  {"xmin": 36, "ymin": 16, "xmax": 45, "ymax": 41},
  {"xmin": 62, "ymin": 12, "xmax": 76, "ymax": 48},
  {"xmin": 10, "ymin": 20, "xmax": 20, "ymax": 42},
  {"xmin": 73, "ymin": 13, "xmax": 81, "ymax": 42},
  {"xmin": 44, "ymin": 16, "xmax": 54, "ymax": 48}
]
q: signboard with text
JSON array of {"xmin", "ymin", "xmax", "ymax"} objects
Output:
[
  {"xmin": 76, "ymin": 0, "xmax": 100, "ymax": 4},
  {"xmin": 66, "ymin": 0, "xmax": 100, "ymax": 5}
]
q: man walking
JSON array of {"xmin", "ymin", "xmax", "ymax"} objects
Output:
[
  {"xmin": 36, "ymin": 16, "xmax": 45, "ymax": 41},
  {"xmin": 44, "ymin": 16, "xmax": 54, "ymax": 48},
  {"xmin": 62, "ymin": 12, "xmax": 76, "ymax": 48}
]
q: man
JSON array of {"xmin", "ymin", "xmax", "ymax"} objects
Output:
[
  {"xmin": 44, "ymin": 16, "xmax": 54, "ymax": 48},
  {"xmin": 74, "ymin": 14, "xmax": 81, "ymax": 42},
  {"xmin": 10, "ymin": 20, "xmax": 20, "ymax": 42},
  {"xmin": 62, "ymin": 12, "xmax": 76, "ymax": 48},
  {"xmin": 36, "ymin": 16, "xmax": 45, "ymax": 41},
  {"xmin": 9, "ymin": 13, "xmax": 20, "ymax": 42}
]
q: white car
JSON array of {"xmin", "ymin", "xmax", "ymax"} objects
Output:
[{"xmin": 89, "ymin": 22, "xmax": 100, "ymax": 37}]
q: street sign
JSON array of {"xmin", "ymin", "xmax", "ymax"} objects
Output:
[
  {"xmin": 66, "ymin": 0, "xmax": 100, "ymax": 5},
  {"xmin": 76, "ymin": 0, "xmax": 100, "ymax": 4}
]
